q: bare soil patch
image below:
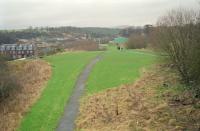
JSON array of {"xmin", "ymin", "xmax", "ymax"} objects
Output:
[
  {"xmin": 76, "ymin": 66, "xmax": 200, "ymax": 131},
  {"xmin": 0, "ymin": 60, "xmax": 51, "ymax": 131}
]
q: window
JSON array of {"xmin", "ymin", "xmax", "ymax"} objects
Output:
[{"xmin": 28, "ymin": 45, "xmax": 33, "ymax": 50}]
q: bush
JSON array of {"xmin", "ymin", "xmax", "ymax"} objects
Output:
[
  {"xmin": 126, "ymin": 34, "xmax": 147, "ymax": 49},
  {"xmin": 0, "ymin": 55, "xmax": 20, "ymax": 100},
  {"xmin": 153, "ymin": 9, "xmax": 200, "ymax": 96}
]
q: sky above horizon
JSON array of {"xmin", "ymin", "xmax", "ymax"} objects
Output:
[{"xmin": 0, "ymin": 0, "xmax": 199, "ymax": 29}]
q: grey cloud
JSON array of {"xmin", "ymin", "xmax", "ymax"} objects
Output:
[{"xmin": 0, "ymin": 0, "xmax": 199, "ymax": 29}]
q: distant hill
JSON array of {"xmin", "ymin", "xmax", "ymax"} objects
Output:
[{"xmin": 0, "ymin": 26, "xmax": 121, "ymax": 44}]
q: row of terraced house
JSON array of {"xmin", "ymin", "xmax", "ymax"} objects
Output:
[{"xmin": 0, "ymin": 44, "xmax": 36, "ymax": 59}]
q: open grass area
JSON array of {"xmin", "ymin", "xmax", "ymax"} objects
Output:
[
  {"xmin": 18, "ymin": 52, "xmax": 100, "ymax": 131},
  {"xmin": 86, "ymin": 46, "xmax": 157, "ymax": 94}
]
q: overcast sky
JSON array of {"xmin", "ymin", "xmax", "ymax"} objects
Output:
[{"xmin": 0, "ymin": 0, "xmax": 199, "ymax": 29}]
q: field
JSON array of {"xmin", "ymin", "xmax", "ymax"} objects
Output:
[
  {"xmin": 18, "ymin": 46, "xmax": 157, "ymax": 131},
  {"xmin": 18, "ymin": 52, "xmax": 100, "ymax": 131},
  {"xmin": 86, "ymin": 46, "xmax": 157, "ymax": 94}
]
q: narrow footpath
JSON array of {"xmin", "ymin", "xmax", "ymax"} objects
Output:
[{"xmin": 56, "ymin": 55, "xmax": 102, "ymax": 131}]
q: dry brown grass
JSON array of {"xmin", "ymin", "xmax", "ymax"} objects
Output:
[
  {"xmin": 0, "ymin": 60, "xmax": 51, "ymax": 131},
  {"xmin": 76, "ymin": 66, "xmax": 200, "ymax": 131}
]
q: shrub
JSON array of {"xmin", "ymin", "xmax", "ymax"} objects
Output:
[
  {"xmin": 153, "ymin": 8, "xmax": 200, "ymax": 96},
  {"xmin": 126, "ymin": 34, "xmax": 147, "ymax": 49},
  {"xmin": 0, "ymin": 55, "xmax": 20, "ymax": 100}
]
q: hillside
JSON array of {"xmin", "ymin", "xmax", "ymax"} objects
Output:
[{"xmin": 76, "ymin": 65, "xmax": 200, "ymax": 131}]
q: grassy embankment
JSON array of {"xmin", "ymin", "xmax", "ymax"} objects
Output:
[
  {"xmin": 86, "ymin": 46, "xmax": 157, "ymax": 94},
  {"xmin": 19, "ymin": 51, "xmax": 100, "ymax": 131},
  {"xmin": 77, "ymin": 47, "xmax": 200, "ymax": 130}
]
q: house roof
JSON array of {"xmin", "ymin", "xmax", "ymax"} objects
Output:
[{"xmin": 113, "ymin": 37, "xmax": 128, "ymax": 44}]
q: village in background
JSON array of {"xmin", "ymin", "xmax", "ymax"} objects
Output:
[{"xmin": 0, "ymin": 25, "xmax": 153, "ymax": 59}]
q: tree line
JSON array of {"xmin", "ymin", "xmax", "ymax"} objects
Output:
[{"xmin": 0, "ymin": 27, "xmax": 120, "ymax": 44}]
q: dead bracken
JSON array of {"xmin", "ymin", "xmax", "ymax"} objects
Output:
[
  {"xmin": 0, "ymin": 60, "xmax": 51, "ymax": 131},
  {"xmin": 76, "ymin": 66, "xmax": 200, "ymax": 131}
]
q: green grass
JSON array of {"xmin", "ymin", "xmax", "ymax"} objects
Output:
[
  {"xmin": 18, "ymin": 45, "xmax": 157, "ymax": 130},
  {"xmin": 18, "ymin": 52, "xmax": 100, "ymax": 131},
  {"xmin": 86, "ymin": 47, "xmax": 157, "ymax": 94}
]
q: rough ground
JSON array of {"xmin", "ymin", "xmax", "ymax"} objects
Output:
[
  {"xmin": 76, "ymin": 65, "xmax": 200, "ymax": 131},
  {"xmin": 57, "ymin": 55, "xmax": 102, "ymax": 131},
  {"xmin": 0, "ymin": 60, "xmax": 51, "ymax": 131}
]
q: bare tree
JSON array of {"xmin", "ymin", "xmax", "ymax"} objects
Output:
[{"xmin": 154, "ymin": 8, "xmax": 200, "ymax": 96}]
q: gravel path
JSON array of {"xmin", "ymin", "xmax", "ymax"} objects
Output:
[{"xmin": 56, "ymin": 55, "xmax": 102, "ymax": 131}]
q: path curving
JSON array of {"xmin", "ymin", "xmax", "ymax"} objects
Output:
[{"xmin": 56, "ymin": 55, "xmax": 102, "ymax": 131}]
